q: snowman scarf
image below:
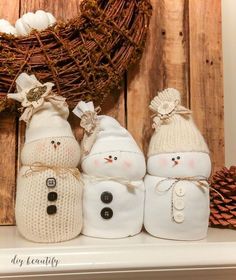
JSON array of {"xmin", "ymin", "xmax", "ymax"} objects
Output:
[
  {"xmin": 82, "ymin": 174, "xmax": 138, "ymax": 190},
  {"xmin": 23, "ymin": 162, "xmax": 82, "ymax": 181}
]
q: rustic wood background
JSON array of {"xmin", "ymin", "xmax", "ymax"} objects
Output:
[{"xmin": 0, "ymin": 0, "xmax": 224, "ymax": 225}]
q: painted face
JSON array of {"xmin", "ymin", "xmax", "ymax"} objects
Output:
[
  {"xmin": 21, "ymin": 137, "xmax": 81, "ymax": 167},
  {"xmin": 82, "ymin": 151, "xmax": 146, "ymax": 180},
  {"xmin": 147, "ymin": 152, "xmax": 211, "ymax": 178}
]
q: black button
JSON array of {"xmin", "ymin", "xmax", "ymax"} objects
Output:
[
  {"xmin": 48, "ymin": 192, "xmax": 58, "ymax": 202},
  {"xmin": 46, "ymin": 178, "xmax": 56, "ymax": 188},
  {"xmin": 101, "ymin": 207, "xmax": 113, "ymax": 219},
  {"xmin": 101, "ymin": 191, "xmax": 113, "ymax": 204},
  {"xmin": 47, "ymin": 205, "xmax": 57, "ymax": 215}
]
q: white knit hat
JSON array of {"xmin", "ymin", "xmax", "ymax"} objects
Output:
[
  {"xmin": 73, "ymin": 101, "xmax": 143, "ymax": 157},
  {"xmin": 8, "ymin": 73, "xmax": 74, "ymax": 143},
  {"xmin": 148, "ymin": 88, "xmax": 209, "ymax": 156}
]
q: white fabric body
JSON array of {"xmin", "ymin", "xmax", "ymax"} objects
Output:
[
  {"xmin": 16, "ymin": 167, "xmax": 82, "ymax": 243},
  {"xmin": 16, "ymin": 136, "xmax": 83, "ymax": 243},
  {"xmin": 144, "ymin": 174, "xmax": 210, "ymax": 240},
  {"xmin": 144, "ymin": 151, "xmax": 211, "ymax": 240},
  {"xmin": 82, "ymin": 176, "xmax": 145, "ymax": 238}
]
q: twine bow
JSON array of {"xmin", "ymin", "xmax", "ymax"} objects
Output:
[
  {"xmin": 23, "ymin": 162, "xmax": 81, "ymax": 181},
  {"xmin": 83, "ymin": 174, "xmax": 137, "ymax": 190},
  {"xmin": 155, "ymin": 176, "xmax": 224, "ymax": 223}
]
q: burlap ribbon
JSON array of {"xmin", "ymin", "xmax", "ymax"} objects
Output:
[
  {"xmin": 80, "ymin": 107, "xmax": 101, "ymax": 156},
  {"xmin": 23, "ymin": 162, "xmax": 81, "ymax": 181},
  {"xmin": 155, "ymin": 176, "xmax": 224, "ymax": 222},
  {"xmin": 83, "ymin": 174, "xmax": 137, "ymax": 190},
  {"xmin": 20, "ymin": 93, "xmax": 66, "ymax": 123},
  {"xmin": 150, "ymin": 98, "xmax": 192, "ymax": 131}
]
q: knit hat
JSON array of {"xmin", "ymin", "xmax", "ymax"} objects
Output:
[
  {"xmin": 7, "ymin": 73, "xmax": 74, "ymax": 143},
  {"xmin": 73, "ymin": 101, "xmax": 143, "ymax": 157},
  {"xmin": 148, "ymin": 88, "xmax": 209, "ymax": 156}
]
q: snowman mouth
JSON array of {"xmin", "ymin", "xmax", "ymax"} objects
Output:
[{"xmin": 104, "ymin": 158, "xmax": 113, "ymax": 163}]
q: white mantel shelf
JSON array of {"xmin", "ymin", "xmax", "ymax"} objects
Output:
[{"xmin": 0, "ymin": 226, "xmax": 236, "ymax": 279}]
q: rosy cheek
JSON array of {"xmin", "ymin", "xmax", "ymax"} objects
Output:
[
  {"xmin": 158, "ymin": 157, "xmax": 168, "ymax": 167},
  {"xmin": 123, "ymin": 160, "xmax": 132, "ymax": 168},
  {"xmin": 93, "ymin": 159, "xmax": 100, "ymax": 167},
  {"xmin": 67, "ymin": 147, "xmax": 74, "ymax": 157},
  {"xmin": 35, "ymin": 142, "xmax": 46, "ymax": 152},
  {"xmin": 188, "ymin": 159, "xmax": 195, "ymax": 169}
]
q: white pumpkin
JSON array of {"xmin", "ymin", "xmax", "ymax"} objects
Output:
[
  {"xmin": 0, "ymin": 19, "xmax": 17, "ymax": 35},
  {"xmin": 15, "ymin": 10, "xmax": 56, "ymax": 36}
]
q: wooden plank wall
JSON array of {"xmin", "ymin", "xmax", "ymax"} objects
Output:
[
  {"xmin": 0, "ymin": 0, "xmax": 224, "ymax": 225},
  {"xmin": 188, "ymin": 0, "xmax": 224, "ymax": 171},
  {"xmin": 127, "ymin": 0, "xmax": 224, "ymax": 167}
]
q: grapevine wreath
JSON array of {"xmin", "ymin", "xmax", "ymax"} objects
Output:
[{"xmin": 0, "ymin": 0, "xmax": 152, "ymax": 111}]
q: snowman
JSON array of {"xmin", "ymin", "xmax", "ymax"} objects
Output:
[
  {"xmin": 73, "ymin": 101, "xmax": 146, "ymax": 238},
  {"xmin": 8, "ymin": 73, "xmax": 82, "ymax": 243},
  {"xmin": 144, "ymin": 88, "xmax": 211, "ymax": 240}
]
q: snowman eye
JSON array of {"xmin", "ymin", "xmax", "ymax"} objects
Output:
[
  {"xmin": 109, "ymin": 155, "xmax": 112, "ymax": 159},
  {"xmin": 51, "ymin": 140, "xmax": 55, "ymax": 144},
  {"xmin": 177, "ymin": 156, "xmax": 180, "ymax": 160},
  {"xmin": 172, "ymin": 158, "xmax": 175, "ymax": 161},
  {"xmin": 114, "ymin": 157, "xmax": 117, "ymax": 160},
  {"xmin": 57, "ymin": 142, "xmax": 61, "ymax": 145}
]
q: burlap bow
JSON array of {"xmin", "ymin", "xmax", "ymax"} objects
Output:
[
  {"xmin": 19, "ymin": 88, "xmax": 66, "ymax": 123},
  {"xmin": 80, "ymin": 107, "xmax": 101, "ymax": 156},
  {"xmin": 150, "ymin": 98, "xmax": 192, "ymax": 131},
  {"xmin": 149, "ymin": 89, "xmax": 192, "ymax": 131}
]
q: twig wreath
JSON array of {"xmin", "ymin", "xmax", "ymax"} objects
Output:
[{"xmin": 0, "ymin": 0, "xmax": 152, "ymax": 112}]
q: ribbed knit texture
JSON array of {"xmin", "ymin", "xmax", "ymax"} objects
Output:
[
  {"xmin": 148, "ymin": 114, "xmax": 209, "ymax": 156},
  {"xmin": 16, "ymin": 137, "xmax": 82, "ymax": 243}
]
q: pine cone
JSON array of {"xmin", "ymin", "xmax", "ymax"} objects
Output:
[{"xmin": 210, "ymin": 166, "xmax": 236, "ymax": 229}]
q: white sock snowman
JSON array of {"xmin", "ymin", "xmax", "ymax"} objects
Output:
[
  {"xmin": 144, "ymin": 88, "xmax": 211, "ymax": 240},
  {"xmin": 73, "ymin": 101, "xmax": 146, "ymax": 238},
  {"xmin": 8, "ymin": 73, "xmax": 82, "ymax": 243}
]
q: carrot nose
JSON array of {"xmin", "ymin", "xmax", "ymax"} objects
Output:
[
  {"xmin": 104, "ymin": 158, "xmax": 113, "ymax": 163},
  {"xmin": 172, "ymin": 160, "xmax": 178, "ymax": 167},
  {"xmin": 54, "ymin": 144, "xmax": 57, "ymax": 149}
]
